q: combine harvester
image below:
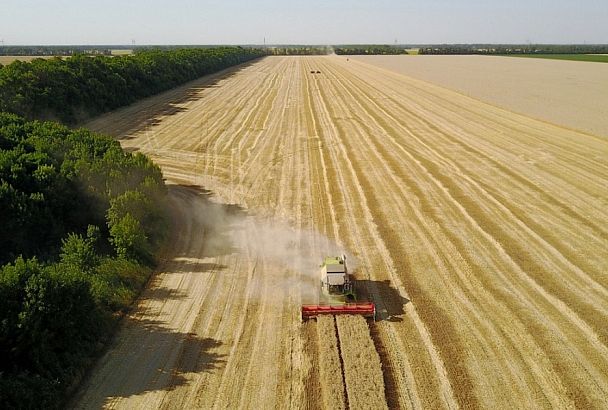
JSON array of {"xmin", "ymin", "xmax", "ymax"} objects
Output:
[{"xmin": 301, "ymin": 255, "xmax": 376, "ymax": 321}]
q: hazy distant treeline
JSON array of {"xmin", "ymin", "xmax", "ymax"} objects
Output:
[
  {"xmin": 419, "ymin": 44, "xmax": 608, "ymax": 55},
  {"xmin": 264, "ymin": 45, "xmax": 409, "ymax": 55},
  {"xmin": 0, "ymin": 113, "xmax": 169, "ymax": 407},
  {"xmin": 0, "ymin": 47, "xmax": 264, "ymax": 124},
  {"xmin": 0, "ymin": 46, "xmax": 113, "ymax": 56},
  {"xmin": 334, "ymin": 45, "xmax": 409, "ymax": 55},
  {"xmin": 0, "ymin": 45, "xmax": 229, "ymax": 56},
  {"xmin": 267, "ymin": 46, "xmax": 333, "ymax": 55}
]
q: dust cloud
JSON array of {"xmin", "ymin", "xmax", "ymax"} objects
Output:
[{"xmin": 191, "ymin": 195, "xmax": 358, "ymax": 304}]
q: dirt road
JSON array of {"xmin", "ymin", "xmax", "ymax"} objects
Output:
[{"xmin": 76, "ymin": 56, "xmax": 608, "ymax": 409}]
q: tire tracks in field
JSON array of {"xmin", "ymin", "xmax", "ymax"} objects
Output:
[
  {"xmin": 302, "ymin": 58, "xmax": 427, "ymax": 409},
  {"xmin": 344, "ymin": 59, "xmax": 608, "ymax": 230},
  {"xmin": 347, "ymin": 58, "xmax": 608, "ymax": 178},
  {"xmin": 314, "ymin": 59, "xmax": 481, "ymax": 409},
  {"xmin": 329, "ymin": 59, "xmax": 608, "ymax": 356},
  {"xmin": 319, "ymin": 57, "xmax": 608, "ymax": 407},
  {"xmin": 330, "ymin": 58, "xmax": 605, "ymax": 310},
  {"xmin": 336, "ymin": 59, "xmax": 608, "ymax": 278},
  {"xmin": 77, "ymin": 56, "xmax": 608, "ymax": 409},
  {"xmin": 307, "ymin": 58, "xmax": 454, "ymax": 409}
]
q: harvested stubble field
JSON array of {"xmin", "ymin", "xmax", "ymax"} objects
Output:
[
  {"xmin": 336, "ymin": 315, "xmax": 387, "ymax": 409},
  {"xmin": 74, "ymin": 55, "xmax": 608, "ymax": 409},
  {"xmin": 350, "ymin": 54, "xmax": 608, "ymax": 137},
  {"xmin": 316, "ymin": 316, "xmax": 347, "ymax": 409}
]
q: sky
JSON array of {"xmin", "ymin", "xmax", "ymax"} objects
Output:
[{"xmin": 1, "ymin": 0, "xmax": 607, "ymax": 45}]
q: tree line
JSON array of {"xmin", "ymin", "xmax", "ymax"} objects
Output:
[
  {"xmin": 0, "ymin": 46, "xmax": 268, "ymax": 408},
  {"xmin": 263, "ymin": 45, "xmax": 411, "ymax": 55},
  {"xmin": 0, "ymin": 47, "xmax": 264, "ymax": 124},
  {"xmin": 0, "ymin": 46, "xmax": 113, "ymax": 56},
  {"xmin": 334, "ymin": 45, "xmax": 409, "ymax": 55},
  {"xmin": 0, "ymin": 112, "xmax": 170, "ymax": 407},
  {"xmin": 266, "ymin": 46, "xmax": 333, "ymax": 55},
  {"xmin": 418, "ymin": 44, "xmax": 608, "ymax": 55}
]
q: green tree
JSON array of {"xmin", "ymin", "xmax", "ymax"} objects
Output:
[
  {"xmin": 0, "ymin": 257, "xmax": 43, "ymax": 372},
  {"xmin": 59, "ymin": 226, "xmax": 100, "ymax": 274},
  {"xmin": 109, "ymin": 213, "xmax": 150, "ymax": 262},
  {"xmin": 0, "ymin": 114, "xmax": 169, "ymax": 406},
  {"xmin": 18, "ymin": 264, "xmax": 102, "ymax": 379},
  {"xmin": 0, "ymin": 47, "xmax": 264, "ymax": 123}
]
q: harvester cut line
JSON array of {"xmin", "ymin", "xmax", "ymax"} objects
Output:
[{"xmin": 332, "ymin": 316, "xmax": 351, "ymax": 409}]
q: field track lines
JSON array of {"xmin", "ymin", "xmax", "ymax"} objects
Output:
[
  {"xmin": 313, "ymin": 58, "xmax": 470, "ymax": 408},
  {"xmin": 76, "ymin": 56, "xmax": 608, "ymax": 409},
  {"xmin": 305, "ymin": 60, "xmax": 450, "ymax": 409},
  {"xmin": 328, "ymin": 57, "xmax": 605, "ymax": 318},
  {"xmin": 332, "ymin": 59, "xmax": 608, "ymax": 244},
  {"xmin": 342, "ymin": 59, "xmax": 608, "ymax": 216},
  {"xmin": 316, "ymin": 56, "xmax": 604, "ymax": 406}
]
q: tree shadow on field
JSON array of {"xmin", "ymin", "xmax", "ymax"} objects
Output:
[
  {"xmin": 109, "ymin": 58, "xmax": 263, "ymax": 139},
  {"xmin": 69, "ymin": 184, "xmax": 247, "ymax": 408},
  {"xmin": 70, "ymin": 318, "xmax": 226, "ymax": 409},
  {"xmin": 353, "ymin": 278, "xmax": 410, "ymax": 322},
  {"xmin": 141, "ymin": 283, "xmax": 189, "ymax": 301}
]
